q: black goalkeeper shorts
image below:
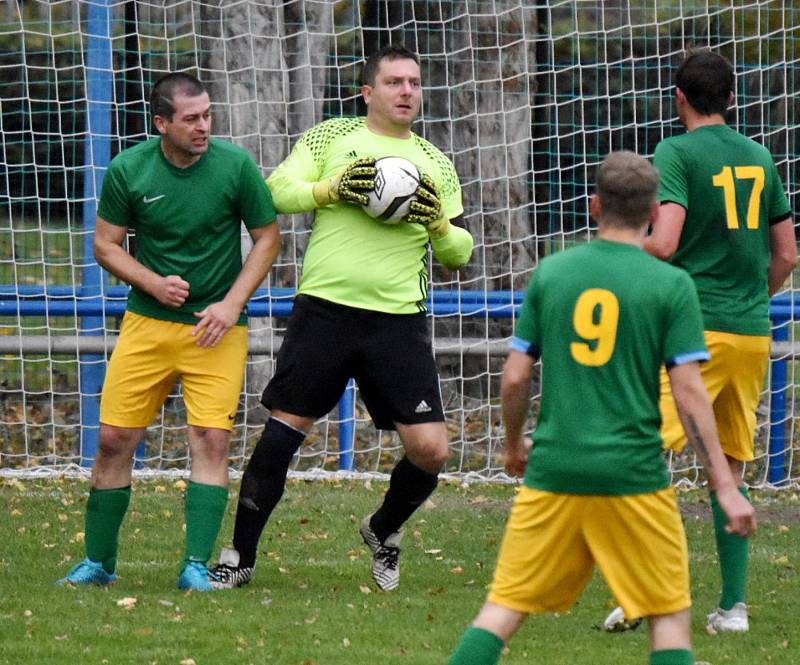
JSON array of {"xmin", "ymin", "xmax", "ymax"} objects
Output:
[{"xmin": 261, "ymin": 294, "xmax": 444, "ymax": 430}]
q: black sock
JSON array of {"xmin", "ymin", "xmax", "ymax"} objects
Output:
[
  {"xmin": 232, "ymin": 417, "xmax": 304, "ymax": 568},
  {"xmin": 370, "ymin": 456, "xmax": 439, "ymax": 543}
]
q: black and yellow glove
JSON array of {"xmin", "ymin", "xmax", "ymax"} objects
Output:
[
  {"xmin": 405, "ymin": 174, "xmax": 450, "ymax": 238},
  {"xmin": 312, "ymin": 157, "xmax": 377, "ymax": 207}
]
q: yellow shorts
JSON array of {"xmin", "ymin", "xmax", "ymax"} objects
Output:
[
  {"xmin": 488, "ymin": 486, "xmax": 690, "ymax": 620},
  {"xmin": 661, "ymin": 330, "xmax": 770, "ymax": 461},
  {"xmin": 100, "ymin": 311, "xmax": 248, "ymax": 430}
]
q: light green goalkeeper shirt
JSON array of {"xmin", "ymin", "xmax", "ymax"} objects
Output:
[{"xmin": 266, "ymin": 117, "xmax": 473, "ymax": 314}]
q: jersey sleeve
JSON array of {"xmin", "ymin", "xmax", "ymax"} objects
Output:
[
  {"xmin": 653, "ymin": 140, "xmax": 689, "ymax": 209},
  {"xmin": 510, "ymin": 270, "xmax": 542, "ymax": 358},
  {"xmin": 431, "ymin": 223, "xmax": 473, "ymax": 270},
  {"xmin": 237, "ymin": 155, "xmax": 277, "ymax": 229},
  {"xmin": 765, "ymin": 159, "xmax": 792, "ymax": 224},
  {"xmin": 96, "ymin": 157, "xmax": 133, "ymax": 227},
  {"xmin": 265, "ymin": 140, "xmax": 321, "ymax": 214},
  {"xmin": 663, "ymin": 270, "xmax": 709, "ymax": 368}
]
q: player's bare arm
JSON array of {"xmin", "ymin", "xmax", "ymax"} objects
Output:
[
  {"xmin": 668, "ymin": 362, "xmax": 757, "ymax": 537},
  {"xmin": 192, "ymin": 222, "xmax": 280, "ymax": 348},
  {"xmin": 500, "ymin": 350, "xmax": 534, "ymax": 477},
  {"xmin": 767, "ymin": 217, "xmax": 797, "ymax": 296},
  {"xmin": 643, "ymin": 202, "xmax": 685, "ymax": 260},
  {"xmin": 93, "ymin": 215, "xmax": 190, "ymax": 308}
]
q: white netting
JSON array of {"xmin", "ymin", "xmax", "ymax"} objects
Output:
[{"xmin": 0, "ymin": 1, "xmax": 797, "ymax": 486}]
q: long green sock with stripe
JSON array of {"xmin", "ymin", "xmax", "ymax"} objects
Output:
[
  {"xmin": 448, "ymin": 627, "xmax": 505, "ymax": 665},
  {"xmin": 711, "ymin": 487, "xmax": 750, "ymax": 609},
  {"xmin": 183, "ymin": 481, "xmax": 228, "ymax": 569},
  {"xmin": 85, "ymin": 486, "xmax": 131, "ymax": 574}
]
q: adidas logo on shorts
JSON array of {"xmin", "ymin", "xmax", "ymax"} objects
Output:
[{"xmin": 414, "ymin": 400, "xmax": 432, "ymax": 413}]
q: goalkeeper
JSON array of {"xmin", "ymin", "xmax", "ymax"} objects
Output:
[
  {"xmin": 448, "ymin": 152, "xmax": 755, "ymax": 665},
  {"xmin": 210, "ymin": 44, "xmax": 473, "ymax": 592}
]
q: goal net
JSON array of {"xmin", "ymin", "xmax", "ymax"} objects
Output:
[{"xmin": 1, "ymin": 1, "xmax": 797, "ymax": 486}]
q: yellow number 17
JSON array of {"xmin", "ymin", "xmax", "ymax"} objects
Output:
[{"xmin": 712, "ymin": 165, "xmax": 764, "ymax": 230}]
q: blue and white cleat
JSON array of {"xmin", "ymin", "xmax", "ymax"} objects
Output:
[
  {"xmin": 177, "ymin": 561, "xmax": 217, "ymax": 592},
  {"xmin": 57, "ymin": 558, "xmax": 117, "ymax": 587}
]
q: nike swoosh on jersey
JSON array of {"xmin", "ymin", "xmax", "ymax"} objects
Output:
[{"xmin": 143, "ymin": 194, "xmax": 166, "ymax": 203}]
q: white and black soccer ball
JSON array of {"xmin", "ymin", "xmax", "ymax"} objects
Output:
[{"xmin": 361, "ymin": 156, "xmax": 420, "ymax": 224}]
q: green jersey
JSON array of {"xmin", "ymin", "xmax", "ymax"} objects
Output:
[
  {"xmin": 513, "ymin": 240, "xmax": 708, "ymax": 496},
  {"xmin": 654, "ymin": 124, "xmax": 792, "ymax": 336},
  {"xmin": 98, "ymin": 137, "xmax": 276, "ymax": 325},
  {"xmin": 266, "ymin": 117, "xmax": 472, "ymax": 314}
]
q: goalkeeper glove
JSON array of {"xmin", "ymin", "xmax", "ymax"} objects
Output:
[
  {"xmin": 311, "ymin": 157, "xmax": 377, "ymax": 207},
  {"xmin": 405, "ymin": 174, "xmax": 449, "ymax": 238}
]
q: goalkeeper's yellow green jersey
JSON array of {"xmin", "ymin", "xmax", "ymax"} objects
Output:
[
  {"xmin": 513, "ymin": 240, "xmax": 708, "ymax": 496},
  {"xmin": 266, "ymin": 117, "xmax": 472, "ymax": 314}
]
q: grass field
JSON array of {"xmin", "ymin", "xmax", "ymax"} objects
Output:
[{"xmin": 0, "ymin": 478, "xmax": 797, "ymax": 665}]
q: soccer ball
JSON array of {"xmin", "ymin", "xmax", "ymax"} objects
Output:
[{"xmin": 361, "ymin": 156, "xmax": 420, "ymax": 224}]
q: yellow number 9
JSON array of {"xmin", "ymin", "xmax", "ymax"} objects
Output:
[{"xmin": 570, "ymin": 289, "xmax": 619, "ymax": 367}]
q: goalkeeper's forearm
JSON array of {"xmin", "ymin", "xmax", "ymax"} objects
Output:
[{"xmin": 431, "ymin": 222, "xmax": 474, "ymax": 270}]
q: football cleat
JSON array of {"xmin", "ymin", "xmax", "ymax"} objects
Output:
[
  {"xmin": 707, "ymin": 603, "xmax": 749, "ymax": 634},
  {"xmin": 57, "ymin": 558, "xmax": 117, "ymax": 587},
  {"xmin": 360, "ymin": 514, "xmax": 402, "ymax": 591},
  {"xmin": 177, "ymin": 561, "xmax": 218, "ymax": 592},
  {"xmin": 209, "ymin": 547, "xmax": 255, "ymax": 589},
  {"xmin": 602, "ymin": 606, "xmax": 643, "ymax": 632}
]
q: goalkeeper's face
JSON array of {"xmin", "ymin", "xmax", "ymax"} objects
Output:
[
  {"xmin": 156, "ymin": 91, "xmax": 212, "ymax": 159},
  {"xmin": 363, "ymin": 57, "xmax": 422, "ymax": 133}
]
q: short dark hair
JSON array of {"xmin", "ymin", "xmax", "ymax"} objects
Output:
[
  {"xmin": 361, "ymin": 44, "xmax": 420, "ymax": 87},
  {"xmin": 675, "ymin": 50, "xmax": 734, "ymax": 116},
  {"xmin": 150, "ymin": 72, "xmax": 206, "ymax": 121},
  {"xmin": 595, "ymin": 151, "xmax": 659, "ymax": 229}
]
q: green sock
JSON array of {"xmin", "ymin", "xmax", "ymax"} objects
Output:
[
  {"xmin": 85, "ymin": 486, "xmax": 131, "ymax": 574},
  {"xmin": 650, "ymin": 649, "xmax": 693, "ymax": 665},
  {"xmin": 711, "ymin": 487, "xmax": 750, "ymax": 609},
  {"xmin": 448, "ymin": 626, "xmax": 505, "ymax": 665},
  {"xmin": 183, "ymin": 481, "xmax": 228, "ymax": 569}
]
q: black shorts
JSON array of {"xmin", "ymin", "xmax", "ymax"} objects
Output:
[{"xmin": 262, "ymin": 295, "xmax": 444, "ymax": 430}]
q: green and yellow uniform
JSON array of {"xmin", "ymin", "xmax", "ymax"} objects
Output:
[
  {"xmin": 489, "ymin": 240, "xmax": 708, "ymax": 619},
  {"xmin": 655, "ymin": 124, "xmax": 791, "ymax": 336},
  {"xmin": 97, "ymin": 137, "xmax": 276, "ymax": 430},
  {"xmin": 654, "ymin": 124, "xmax": 792, "ymax": 459},
  {"xmin": 266, "ymin": 117, "xmax": 472, "ymax": 313},
  {"xmin": 98, "ymin": 136, "xmax": 276, "ymax": 325}
]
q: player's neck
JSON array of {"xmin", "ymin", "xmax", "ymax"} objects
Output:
[
  {"xmin": 684, "ymin": 110, "xmax": 726, "ymax": 132},
  {"xmin": 597, "ymin": 225, "xmax": 646, "ymax": 248},
  {"xmin": 160, "ymin": 139, "xmax": 203, "ymax": 169},
  {"xmin": 365, "ymin": 115, "xmax": 412, "ymax": 139}
]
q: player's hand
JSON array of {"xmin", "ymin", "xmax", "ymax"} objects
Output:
[
  {"xmin": 191, "ymin": 300, "xmax": 241, "ymax": 348},
  {"xmin": 405, "ymin": 174, "xmax": 447, "ymax": 237},
  {"xmin": 312, "ymin": 158, "xmax": 377, "ymax": 207},
  {"xmin": 503, "ymin": 436, "xmax": 532, "ymax": 477},
  {"xmin": 715, "ymin": 485, "xmax": 757, "ymax": 537},
  {"xmin": 153, "ymin": 275, "xmax": 190, "ymax": 308}
]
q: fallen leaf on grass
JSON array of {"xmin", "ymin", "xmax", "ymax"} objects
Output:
[
  {"xmin": 116, "ymin": 597, "xmax": 137, "ymax": 609},
  {"xmin": 179, "ymin": 659, "xmax": 196, "ymax": 665},
  {"xmin": 359, "ymin": 585, "xmax": 371, "ymax": 594},
  {"xmin": 450, "ymin": 566, "xmax": 464, "ymax": 575}
]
